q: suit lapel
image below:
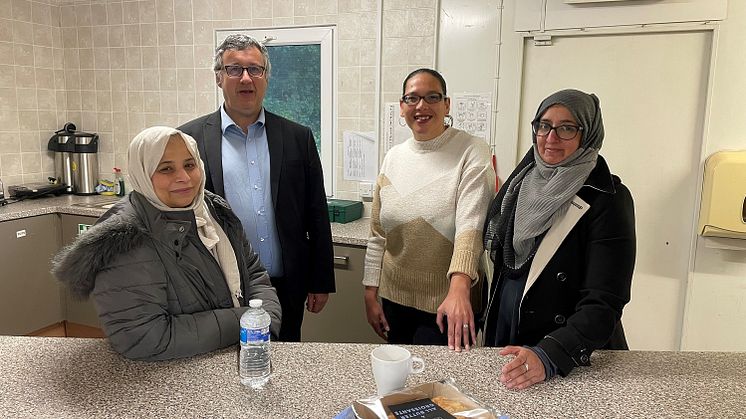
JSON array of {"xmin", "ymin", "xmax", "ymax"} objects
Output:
[
  {"xmin": 264, "ymin": 111, "xmax": 283, "ymax": 208},
  {"xmin": 522, "ymin": 195, "xmax": 590, "ymax": 300},
  {"xmin": 202, "ymin": 111, "xmax": 226, "ymax": 197}
]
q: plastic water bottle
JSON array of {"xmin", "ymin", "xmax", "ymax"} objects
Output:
[{"xmin": 239, "ymin": 299, "xmax": 272, "ymax": 388}]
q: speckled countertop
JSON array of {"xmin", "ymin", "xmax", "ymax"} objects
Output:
[
  {"xmin": 1, "ymin": 336, "xmax": 744, "ymax": 418},
  {"xmin": 0, "ymin": 194, "xmax": 370, "ymax": 246}
]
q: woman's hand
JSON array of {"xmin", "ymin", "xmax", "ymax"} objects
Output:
[
  {"xmin": 436, "ymin": 273, "xmax": 475, "ymax": 352},
  {"xmin": 499, "ymin": 346, "xmax": 546, "ymax": 389},
  {"xmin": 364, "ymin": 286, "xmax": 389, "ymax": 340}
]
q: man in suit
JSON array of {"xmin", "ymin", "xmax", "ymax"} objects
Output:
[{"xmin": 179, "ymin": 34, "xmax": 335, "ymax": 342}]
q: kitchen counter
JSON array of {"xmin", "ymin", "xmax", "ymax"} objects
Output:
[
  {"xmin": 0, "ymin": 194, "xmax": 370, "ymax": 246},
  {"xmin": 1, "ymin": 336, "xmax": 744, "ymax": 418}
]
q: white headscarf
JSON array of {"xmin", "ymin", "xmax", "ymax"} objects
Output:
[{"xmin": 127, "ymin": 126, "xmax": 242, "ymax": 307}]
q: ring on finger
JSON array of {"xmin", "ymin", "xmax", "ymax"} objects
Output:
[
  {"xmin": 524, "ymin": 363, "xmax": 529, "ymax": 373},
  {"xmin": 462, "ymin": 324, "xmax": 470, "ymax": 329}
]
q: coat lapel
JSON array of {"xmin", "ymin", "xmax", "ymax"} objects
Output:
[
  {"xmin": 522, "ymin": 195, "xmax": 590, "ymax": 300},
  {"xmin": 264, "ymin": 111, "xmax": 283, "ymax": 208},
  {"xmin": 202, "ymin": 111, "xmax": 226, "ymax": 197}
]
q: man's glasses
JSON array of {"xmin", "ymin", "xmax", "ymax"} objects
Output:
[
  {"xmin": 401, "ymin": 93, "xmax": 445, "ymax": 106},
  {"xmin": 223, "ymin": 65, "xmax": 266, "ymax": 78},
  {"xmin": 532, "ymin": 121, "xmax": 583, "ymax": 140}
]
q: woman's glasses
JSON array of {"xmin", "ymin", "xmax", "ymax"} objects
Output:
[
  {"xmin": 401, "ymin": 93, "xmax": 445, "ymax": 106},
  {"xmin": 532, "ymin": 121, "xmax": 583, "ymax": 140}
]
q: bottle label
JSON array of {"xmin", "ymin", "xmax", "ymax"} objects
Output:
[{"xmin": 240, "ymin": 326, "xmax": 270, "ymax": 344}]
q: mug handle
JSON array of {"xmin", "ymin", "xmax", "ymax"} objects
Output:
[{"xmin": 410, "ymin": 356, "xmax": 425, "ymax": 374}]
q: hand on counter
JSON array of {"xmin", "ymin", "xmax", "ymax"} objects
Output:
[
  {"xmin": 499, "ymin": 346, "xmax": 546, "ymax": 390},
  {"xmin": 436, "ymin": 273, "xmax": 476, "ymax": 352},
  {"xmin": 306, "ymin": 293, "xmax": 329, "ymax": 313},
  {"xmin": 364, "ymin": 286, "xmax": 389, "ymax": 340}
]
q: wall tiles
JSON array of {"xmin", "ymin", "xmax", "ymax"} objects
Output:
[
  {"xmin": 105, "ymin": 2, "xmax": 123, "ymax": 25},
  {"xmin": 20, "ymin": 131, "xmax": 39, "ymax": 152},
  {"xmin": 0, "ymin": 0, "xmax": 435, "ymax": 200},
  {"xmin": 155, "ymin": 0, "xmax": 174, "ymax": 22},
  {"xmin": 1, "ymin": 154, "xmax": 23, "ymax": 176},
  {"xmin": 90, "ymin": 3, "xmax": 107, "ymax": 25},
  {"xmin": 17, "ymin": 87, "xmax": 38, "ymax": 109},
  {"xmin": 140, "ymin": 0, "xmax": 157, "ymax": 24},
  {"xmin": 0, "ymin": 20, "xmax": 13, "ymax": 42},
  {"xmin": 12, "ymin": 0, "xmax": 33, "ymax": 23},
  {"xmin": 252, "ymin": 1, "xmax": 272, "ymax": 19},
  {"xmin": 0, "ymin": 88, "xmax": 18, "ymax": 110},
  {"xmin": 192, "ymin": 20, "xmax": 213, "ymax": 45},
  {"xmin": 294, "ymin": 0, "xmax": 313, "ymax": 17},
  {"xmin": 273, "ymin": 0, "xmax": 294, "ymax": 18},
  {"xmin": 0, "ymin": 133, "xmax": 21, "ymax": 152},
  {"xmin": 173, "ymin": 0, "xmax": 192, "ymax": 22}
]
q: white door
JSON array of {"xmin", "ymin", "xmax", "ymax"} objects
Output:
[{"xmin": 517, "ymin": 30, "xmax": 712, "ymax": 350}]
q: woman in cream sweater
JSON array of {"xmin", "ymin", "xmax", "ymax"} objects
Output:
[{"xmin": 363, "ymin": 68, "xmax": 495, "ymax": 352}]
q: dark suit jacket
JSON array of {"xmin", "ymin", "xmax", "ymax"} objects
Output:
[
  {"xmin": 179, "ymin": 109, "xmax": 335, "ymax": 295},
  {"xmin": 483, "ymin": 151, "xmax": 635, "ymax": 377}
]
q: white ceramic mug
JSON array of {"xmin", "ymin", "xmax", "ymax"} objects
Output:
[{"xmin": 370, "ymin": 345, "xmax": 425, "ymax": 396}]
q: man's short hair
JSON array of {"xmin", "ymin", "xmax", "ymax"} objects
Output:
[{"xmin": 213, "ymin": 34, "xmax": 272, "ymax": 80}]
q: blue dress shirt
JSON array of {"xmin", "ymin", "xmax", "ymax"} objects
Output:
[{"xmin": 220, "ymin": 106, "xmax": 284, "ymax": 277}]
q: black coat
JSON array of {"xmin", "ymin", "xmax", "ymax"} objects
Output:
[
  {"xmin": 179, "ymin": 109, "xmax": 335, "ymax": 295},
  {"xmin": 483, "ymin": 151, "xmax": 636, "ymax": 376}
]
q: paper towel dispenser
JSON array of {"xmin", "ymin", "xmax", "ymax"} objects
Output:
[{"xmin": 698, "ymin": 150, "xmax": 746, "ymax": 239}]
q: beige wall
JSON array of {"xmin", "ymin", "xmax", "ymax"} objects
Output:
[
  {"xmin": 680, "ymin": 0, "xmax": 746, "ymax": 351},
  {"xmin": 0, "ymin": 0, "xmax": 64, "ymax": 189},
  {"xmin": 0, "ymin": 0, "xmax": 437, "ymax": 199}
]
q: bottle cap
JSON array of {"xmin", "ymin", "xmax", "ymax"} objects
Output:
[{"xmin": 249, "ymin": 299, "xmax": 263, "ymax": 308}]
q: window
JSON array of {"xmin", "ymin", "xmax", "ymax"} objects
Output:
[{"xmin": 216, "ymin": 26, "xmax": 336, "ymax": 195}]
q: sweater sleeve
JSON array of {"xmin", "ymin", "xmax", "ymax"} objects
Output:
[
  {"xmin": 362, "ymin": 173, "xmax": 386, "ymax": 287},
  {"xmin": 447, "ymin": 138, "xmax": 496, "ymax": 282}
]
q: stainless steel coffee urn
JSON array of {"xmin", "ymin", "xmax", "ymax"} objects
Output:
[
  {"xmin": 47, "ymin": 123, "xmax": 75, "ymax": 193},
  {"xmin": 48, "ymin": 123, "xmax": 99, "ymax": 195}
]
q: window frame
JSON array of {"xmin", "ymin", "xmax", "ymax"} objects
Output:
[{"xmin": 215, "ymin": 26, "xmax": 337, "ymax": 196}]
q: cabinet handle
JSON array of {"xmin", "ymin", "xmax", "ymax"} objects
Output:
[{"xmin": 333, "ymin": 255, "xmax": 349, "ymax": 268}]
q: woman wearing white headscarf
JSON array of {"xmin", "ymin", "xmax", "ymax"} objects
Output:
[
  {"xmin": 482, "ymin": 90, "xmax": 636, "ymax": 389},
  {"xmin": 53, "ymin": 126, "xmax": 281, "ymax": 361}
]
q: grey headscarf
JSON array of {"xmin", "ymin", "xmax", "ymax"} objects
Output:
[{"xmin": 488, "ymin": 89, "xmax": 604, "ymax": 270}]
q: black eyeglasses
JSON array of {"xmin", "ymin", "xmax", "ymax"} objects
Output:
[
  {"xmin": 532, "ymin": 121, "xmax": 583, "ymax": 140},
  {"xmin": 223, "ymin": 64, "xmax": 266, "ymax": 78},
  {"xmin": 401, "ymin": 93, "xmax": 445, "ymax": 106}
]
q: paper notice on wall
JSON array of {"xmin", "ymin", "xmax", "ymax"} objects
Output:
[
  {"xmin": 343, "ymin": 131, "xmax": 377, "ymax": 182},
  {"xmin": 382, "ymin": 103, "xmax": 411, "ymax": 156},
  {"xmin": 451, "ymin": 93, "xmax": 492, "ymax": 143}
]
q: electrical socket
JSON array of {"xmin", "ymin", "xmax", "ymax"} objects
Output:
[{"xmin": 358, "ymin": 182, "xmax": 373, "ymax": 202}]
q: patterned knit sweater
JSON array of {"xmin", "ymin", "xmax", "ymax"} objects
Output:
[{"xmin": 363, "ymin": 127, "xmax": 496, "ymax": 314}]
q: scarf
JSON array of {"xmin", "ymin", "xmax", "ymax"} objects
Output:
[
  {"xmin": 486, "ymin": 89, "xmax": 605, "ymax": 271},
  {"xmin": 127, "ymin": 126, "xmax": 242, "ymax": 307}
]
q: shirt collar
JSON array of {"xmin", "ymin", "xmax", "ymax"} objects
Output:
[{"xmin": 220, "ymin": 105, "xmax": 265, "ymax": 134}]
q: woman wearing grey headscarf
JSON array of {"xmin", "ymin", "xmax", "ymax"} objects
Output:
[
  {"xmin": 53, "ymin": 126, "xmax": 281, "ymax": 361},
  {"xmin": 482, "ymin": 90, "xmax": 635, "ymax": 389}
]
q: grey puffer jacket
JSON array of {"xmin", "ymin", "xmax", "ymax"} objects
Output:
[{"xmin": 52, "ymin": 191, "xmax": 281, "ymax": 361}]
